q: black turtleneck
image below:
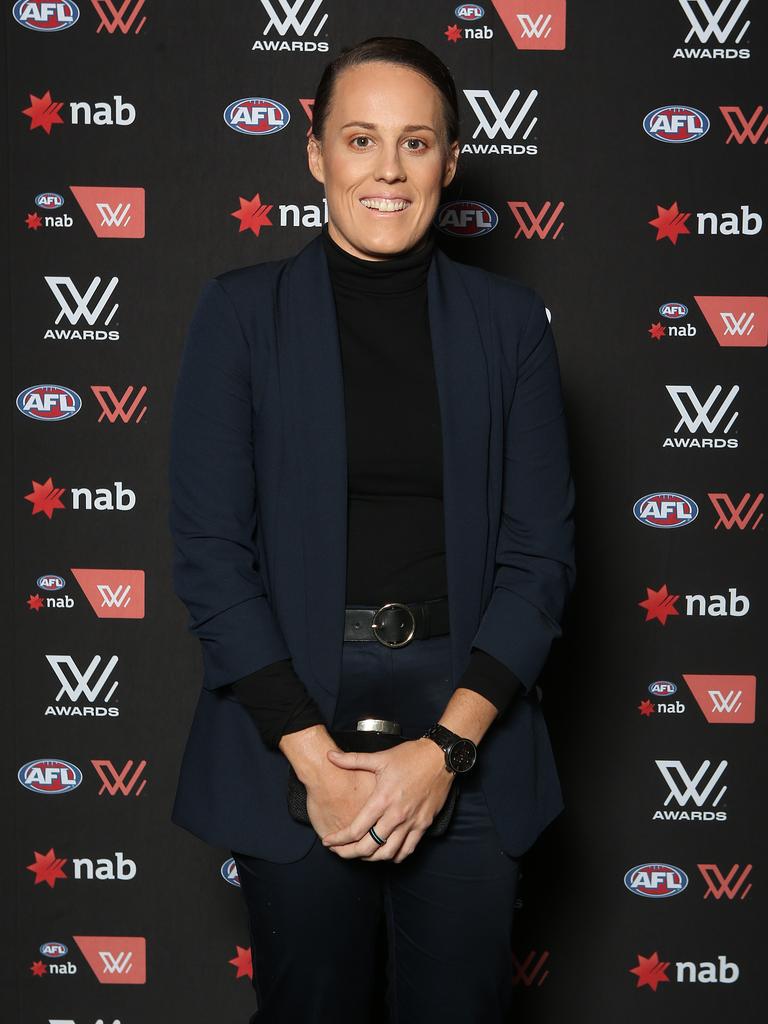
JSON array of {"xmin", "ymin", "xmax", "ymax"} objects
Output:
[{"xmin": 230, "ymin": 224, "xmax": 522, "ymax": 750}]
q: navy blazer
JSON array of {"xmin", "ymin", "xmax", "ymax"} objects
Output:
[{"xmin": 168, "ymin": 230, "xmax": 576, "ymax": 862}]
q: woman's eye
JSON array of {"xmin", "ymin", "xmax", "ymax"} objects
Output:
[
  {"xmin": 351, "ymin": 136, "xmax": 370, "ymax": 148},
  {"xmin": 405, "ymin": 138, "xmax": 427, "ymax": 151}
]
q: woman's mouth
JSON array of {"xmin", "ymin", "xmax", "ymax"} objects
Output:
[{"xmin": 359, "ymin": 197, "xmax": 412, "ymax": 213}]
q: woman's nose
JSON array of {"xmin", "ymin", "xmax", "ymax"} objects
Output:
[{"xmin": 373, "ymin": 144, "xmax": 406, "ymax": 181}]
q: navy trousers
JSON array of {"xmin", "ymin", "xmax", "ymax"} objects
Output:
[{"xmin": 232, "ymin": 632, "xmax": 521, "ymax": 1023}]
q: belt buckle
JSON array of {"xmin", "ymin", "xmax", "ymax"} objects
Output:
[{"xmin": 371, "ymin": 602, "xmax": 416, "ymax": 648}]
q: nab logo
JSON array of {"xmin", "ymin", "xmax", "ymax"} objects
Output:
[
  {"xmin": 435, "ymin": 200, "xmax": 498, "ymax": 237},
  {"xmin": 22, "ymin": 91, "xmax": 137, "ymax": 134},
  {"xmin": 490, "ymin": 0, "xmax": 566, "ymax": 50},
  {"xmin": 18, "ymin": 758, "xmax": 82, "ymax": 794},
  {"xmin": 633, "ymin": 492, "xmax": 698, "ymax": 528},
  {"xmin": 643, "ymin": 105, "xmax": 709, "ymax": 142},
  {"xmin": 13, "ymin": 1, "xmax": 79, "ymax": 31},
  {"xmin": 253, "ymin": 0, "xmax": 330, "ymax": 52},
  {"xmin": 507, "ymin": 200, "xmax": 564, "ymax": 239},
  {"xmin": 16, "ymin": 385, "xmax": 81, "ymax": 421},
  {"xmin": 683, "ymin": 673, "xmax": 756, "ymax": 723},
  {"xmin": 224, "ymin": 97, "xmax": 290, "ymax": 136},
  {"xmin": 69, "ymin": 186, "xmax": 145, "ymax": 238},
  {"xmin": 624, "ymin": 863, "xmax": 688, "ymax": 898},
  {"xmin": 694, "ymin": 295, "xmax": 768, "ymax": 347}
]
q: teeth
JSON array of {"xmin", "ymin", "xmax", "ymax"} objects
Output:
[{"xmin": 360, "ymin": 198, "xmax": 410, "ymax": 212}]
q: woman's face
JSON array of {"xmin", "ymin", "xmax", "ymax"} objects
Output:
[{"xmin": 307, "ymin": 61, "xmax": 459, "ymax": 260}]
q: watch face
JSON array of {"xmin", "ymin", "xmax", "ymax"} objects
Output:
[{"xmin": 448, "ymin": 738, "xmax": 476, "ymax": 773}]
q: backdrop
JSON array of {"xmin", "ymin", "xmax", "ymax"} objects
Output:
[{"xmin": 7, "ymin": 1, "xmax": 766, "ymax": 1021}]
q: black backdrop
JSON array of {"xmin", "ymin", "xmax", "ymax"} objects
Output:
[{"xmin": 7, "ymin": 1, "xmax": 767, "ymax": 1021}]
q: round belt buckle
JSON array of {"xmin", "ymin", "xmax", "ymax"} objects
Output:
[{"xmin": 371, "ymin": 602, "xmax": 416, "ymax": 648}]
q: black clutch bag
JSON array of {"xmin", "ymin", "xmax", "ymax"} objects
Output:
[{"xmin": 286, "ymin": 720, "xmax": 458, "ymax": 838}]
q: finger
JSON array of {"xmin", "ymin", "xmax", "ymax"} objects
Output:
[
  {"xmin": 326, "ymin": 750, "xmax": 380, "ymax": 772},
  {"xmin": 392, "ymin": 828, "xmax": 426, "ymax": 864},
  {"xmin": 321, "ymin": 796, "xmax": 388, "ymax": 846},
  {"xmin": 362, "ymin": 823, "xmax": 410, "ymax": 862},
  {"xmin": 329, "ymin": 816, "xmax": 401, "ymax": 860}
]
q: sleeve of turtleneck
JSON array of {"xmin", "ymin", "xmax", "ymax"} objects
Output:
[
  {"xmin": 229, "ymin": 661, "xmax": 325, "ymax": 751},
  {"xmin": 457, "ymin": 647, "xmax": 523, "ymax": 717}
]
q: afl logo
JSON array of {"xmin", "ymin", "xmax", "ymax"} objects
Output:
[
  {"xmin": 40, "ymin": 940, "xmax": 69, "ymax": 958},
  {"xmin": 649, "ymin": 680, "xmax": 677, "ymax": 696},
  {"xmin": 37, "ymin": 573, "xmax": 66, "ymax": 591},
  {"xmin": 16, "ymin": 384, "xmax": 81, "ymax": 421},
  {"xmin": 436, "ymin": 200, "xmax": 497, "ymax": 237},
  {"xmin": 13, "ymin": 0, "xmax": 79, "ymax": 31},
  {"xmin": 224, "ymin": 97, "xmax": 290, "ymax": 136},
  {"xmin": 659, "ymin": 301, "xmax": 688, "ymax": 319},
  {"xmin": 624, "ymin": 862, "xmax": 688, "ymax": 898},
  {"xmin": 633, "ymin": 491, "xmax": 698, "ymax": 528},
  {"xmin": 456, "ymin": 3, "xmax": 485, "ymax": 19},
  {"xmin": 643, "ymin": 105, "xmax": 709, "ymax": 143},
  {"xmin": 35, "ymin": 192, "xmax": 65, "ymax": 210},
  {"xmin": 220, "ymin": 857, "xmax": 241, "ymax": 887},
  {"xmin": 18, "ymin": 758, "xmax": 82, "ymax": 794}
]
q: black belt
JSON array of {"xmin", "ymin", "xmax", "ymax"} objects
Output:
[{"xmin": 343, "ymin": 597, "xmax": 450, "ymax": 648}]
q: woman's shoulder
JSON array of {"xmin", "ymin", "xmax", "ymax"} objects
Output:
[{"xmin": 440, "ymin": 249, "xmax": 544, "ymax": 319}]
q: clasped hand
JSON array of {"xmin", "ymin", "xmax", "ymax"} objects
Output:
[{"xmin": 306, "ymin": 738, "xmax": 454, "ymax": 864}]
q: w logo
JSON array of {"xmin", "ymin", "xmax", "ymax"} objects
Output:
[
  {"xmin": 511, "ymin": 949, "xmax": 550, "ymax": 986},
  {"xmin": 464, "ymin": 88, "xmax": 538, "ymax": 140},
  {"xmin": 92, "ymin": 759, "xmax": 148, "ymax": 797},
  {"xmin": 683, "ymin": 673, "xmax": 756, "ymax": 723},
  {"xmin": 46, "ymin": 276, "xmax": 119, "ymax": 326},
  {"xmin": 260, "ymin": 0, "xmax": 327, "ymax": 36},
  {"xmin": 490, "ymin": 2, "xmax": 566, "ymax": 49},
  {"xmin": 720, "ymin": 106, "xmax": 768, "ymax": 144},
  {"xmin": 92, "ymin": 0, "xmax": 147, "ymax": 34},
  {"xmin": 46, "ymin": 654, "xmax": 119, "ymax": 704},
  {"xmin": 71, "ymin": 568, "xmax": 145, "ymax": 619},
  {"xmin": 698, "ymin": 863, "xmax": 753, "ymax": 900},
  {"xmin": 678, "ymin": 0, "xmax": 751, "ymax": 43},
  {"xmin": 665, "ymin": 384, "xmax": 739, "ymax": 433},
  {"xmin": 656, "ymin": 758, "xmax": 728, "ymax": 806},
  {"xmin": 91, "ymin": 385, "xmax": 148, "ymax": 423},
  {"xmin": 709, "ymin": 492, "xmax": 765, "ymax": 530},
  {"xmin": 694, "ymin": 295, "xmax": 768, "ymax": 347},
  {"xmin": 507, "ymin": 200, "xmax": 565, "ymax": 239}
]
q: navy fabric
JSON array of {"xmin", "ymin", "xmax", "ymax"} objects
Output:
[
  {"xmin": 169, "ymin": 230, "xmax": 575, "ymax": 861},
  {"xmin": 232, "ymin": 634, "xmax": 521, "ymax": 1024}
]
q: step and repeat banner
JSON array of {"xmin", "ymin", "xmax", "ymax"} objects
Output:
[{"xmin": 9, "ymin": 1, "xmax": 766, "ymax": 1022}]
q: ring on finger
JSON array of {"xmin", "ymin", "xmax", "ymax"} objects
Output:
[{"xmin": 369, "ymin": 824, "xmax": 387, "ymax": 846}]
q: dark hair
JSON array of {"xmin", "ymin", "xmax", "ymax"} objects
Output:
[{"xmin": 311, "ymin": 37, "xmax": 460, "ymax": 153}]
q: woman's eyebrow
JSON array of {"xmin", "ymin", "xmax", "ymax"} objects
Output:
[{"xmin": 339, "ymin": 120, "xmax": 437, "ymax": 134}]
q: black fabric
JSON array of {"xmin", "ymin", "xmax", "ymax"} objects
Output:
[{"xmin": 230, "ymin": 225, "xmax": 522, "ymax": 750}]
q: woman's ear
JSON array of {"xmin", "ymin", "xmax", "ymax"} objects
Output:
[
  {"xmin": 442, "ymin": 141, "xmax": 460, "ymax": 187},
  {"xmin": 307, "ymin": 135, "xmax": 325, "ymax": 186}
]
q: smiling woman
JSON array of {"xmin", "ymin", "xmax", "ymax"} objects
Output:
[{"xmin": 170, "ymin": 34, "xmax": 575, "ymax": 1024}]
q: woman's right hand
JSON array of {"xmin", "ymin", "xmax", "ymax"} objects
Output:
[{"xmin": 279, "ymin": 725, "xmax": 377, "ymax": 840}]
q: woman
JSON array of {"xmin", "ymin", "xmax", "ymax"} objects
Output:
[{"xmin": 169, "ymin": 36, "xmax": 576, "ymax": 1023}]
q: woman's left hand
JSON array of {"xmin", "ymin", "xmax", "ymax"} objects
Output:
[{"xmin": 320, "ymin": 738, "xmax": 455, "ymax": 863}]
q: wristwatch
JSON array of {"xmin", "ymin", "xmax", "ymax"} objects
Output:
[{"xmin": 422, "ymin": 723, "xmax": 477, "ymax": 774}]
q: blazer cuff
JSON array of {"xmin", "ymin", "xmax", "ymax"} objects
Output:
[{"xmin": 456, "ymin": 647, "xmax": 523, "ymax": 716}]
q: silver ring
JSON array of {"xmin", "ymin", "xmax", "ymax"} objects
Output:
[{"xmin": 369, "ymin": 825, "xmax": 387, "ymax": 846}]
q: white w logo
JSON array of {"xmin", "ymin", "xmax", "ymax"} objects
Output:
[
  {"xmin": 46, "ymin": 276, "xmax": 119, "ymax": 325},
  {"xmin": 709, "ymin": 689, "xmax": 743, "ymax": 714},
  {"xmin": 517, "ymin": 13, "xmax": 553, "ymax": 38},
  {"xmin": 463, "ymin": 89, "xmax": 538, "ymax": 140},
  {"xmin": 666, "ymin": 384, "xmax": 739, "ymax": 433},
  {"xmin": 96, "ymin": 584, "xmax": 133, "ymax": 608},
  {"xmin": 47, "ymin": 654, "xmax": 120, "ymax": 704},
  {"xmin": 261, "ymin": 0, "xmax": 327, "ymax": 36},
  {"xmin": 678, "ymin": 0, "xmax": 751, "ymax": 44},
  {"xmin": 656, "ymin": 759, "xmax": 728, "ymax": 806},
  {"xmin": 99, "ymin": 950, "xmax": 133, "ymax": 974},
  {"xmin": 721, "ymin": 310, "xmax": 755, "ymax": 336},
  {"xmin": 96, "ymin": 202, "xmax": 133, "ymax": 228}
]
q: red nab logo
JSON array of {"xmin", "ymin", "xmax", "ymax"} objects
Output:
[
  {"xmin": 70, "ymin": 186, "xmax": 145, "ymax": 238},
  {"xmin": 682, "ymin": 674, "xmax": 756, "ymax": 724},
  {"xmin": 694, "ymin": 295, "xmax": 768, "ymax": 347},
  {"xmin": 698, "ymin": 863, "xmax": 753, "ymax": 900},
  {"xmin": 720, "ymin": 106, "xmax": 768, "ymax": 144},
  {"xmin": 507, "ymin": 200, "xmax": 565, "ymax": 238},
  {"xmin": 491, "ymin": 1, "xmax": 566, "ymax": 49},
  {"xmin": 73, "ymin": 935, "xmax": 146, "ymax": 984},
  {"xmin": 71, "ymin": 568, "xmax": 145, "ymax": 618}
]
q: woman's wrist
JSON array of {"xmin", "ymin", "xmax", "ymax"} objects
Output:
[{"xmin": 278, "ymin": 724, "xmax": 340, "ymax": 784}]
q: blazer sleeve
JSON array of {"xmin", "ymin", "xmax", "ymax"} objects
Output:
[
  {"xmin": 470, "ymin": 287, "xmax": 576, "ymax": 694},
  {"xmin": 168, "ymin": 277, "xmax": 292, "ymax": 690}
]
